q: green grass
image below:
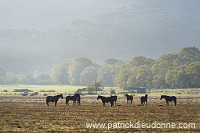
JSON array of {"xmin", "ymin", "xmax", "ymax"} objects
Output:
[
  {"xmin": 0, "ymin": 85, "xmax": 86, "ymax": 93},
  {"xmin": 0, "ymin": 85, "xmax": 120, "ymax": 94},
  {"xmin": 0, "ymin": 85, "xmax": 199, "ymax": 97}
]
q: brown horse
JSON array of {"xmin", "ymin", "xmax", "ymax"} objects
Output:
[
  {"xmin": 111, "ymin": 95, "xmax": 117, "ymax": 106},
  {"xmin": 125, "ymin": 94, "xmax": 133, "ymax": 104},
  {"xmin": 97, "ymin": 95, "xmax": 114, "ymax": 107},
  {"xmin": 66, "ymin": 93, "xmax": 80, "ymax": 105},
  {"xmin": 141, "ymin": 94, "xmax": 148, "ymax": 106},
  {"xmin": 46, "ymin": 94, "xmax": 63, "ymax": 106},
  {"xmin": 160, "ymin": 95, "xmax": 176, "ymax": 106}
]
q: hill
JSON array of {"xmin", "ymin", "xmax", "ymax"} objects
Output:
[{"xmin": 0, "ymin": 0, "xmax": 200, "ymax": 74}]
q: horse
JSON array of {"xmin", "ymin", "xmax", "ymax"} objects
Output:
[
  {"xmin": 46, "ymin": 94, "xmax": 63, "ymax": 106},
  {"xmin": 66, "ymin": 93, "xmax": 80, "ymax": 105},
  {"xmin": 111, "ymin": 95, "xmax": 117, "ymax": 106},
  {"xmin": 97, "ymin": 95, "xmax": 114, "ymax": 107},
  {"xmin": 160, "ymin": 95, "xmax": 176, "ymax": 106},
  {"xmin": 141, "ymin": 94, "xmax": 148, "ymax": 106},
  {"xmin": 125, "ymin": 94, "xmax": 133, "ymax": 104}
]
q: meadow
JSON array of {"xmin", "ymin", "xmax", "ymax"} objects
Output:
[
  {"xmin": 0, "ymin": 94, "xmax": 199, "ymax": 132},
  {"xmin": 0, "ymin": 85, "xmax": 85, "ymax": 93}
]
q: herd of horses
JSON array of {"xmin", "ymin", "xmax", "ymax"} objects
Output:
[{"xmin": 46, "ymin": 94, "xmax": 177, "ymax": 107}]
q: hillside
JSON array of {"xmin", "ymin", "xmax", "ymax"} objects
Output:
[{"xmin": 0, "ymin": 0, "xmax": 200, "ymax": 74}]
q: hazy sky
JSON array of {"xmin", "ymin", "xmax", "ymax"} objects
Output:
[
  {"xmin": 0, "ymin": 0, "xmax": 200, "ymax": 63},
  {"xmin": 0, "ymin": 0, "xmax": 128, "ymax": 29},
  {"xmin": 1, "ymin": 0, "xmax": 200, "ymax": 29}
]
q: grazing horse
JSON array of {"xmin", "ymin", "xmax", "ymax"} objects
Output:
[
  {"xmin": 46, "ymin": 94, "xmax": 63, "ymax": 106},
  {"xmin": 160, "ymin": 95, "xmax": 176, "ymax": 106},
  {"xmin": 141, "ymin": 94, "xmax": 148, "ymax": 106},
  {"xmin": 125, "ymin": 94, "xmax": 133, "ymax": 104},
  {"xmin": 66, "ymin": 93, "xmax": 80, "ymax": 105},
  {"xmin": 111, "ymin": 95, "xmax": 117, "ymax": 106},
  {"xmin": 97, "ymin": 95, "xmax": 114, "ymax": 107}
]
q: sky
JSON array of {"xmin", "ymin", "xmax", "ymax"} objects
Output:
[
  {"xmin": 0, "ymin": 0, "xmax": 127, "ymax": 29},
  {"xmin": 0, "ymin": 0, "xmax": 200, "ymax": 65}
]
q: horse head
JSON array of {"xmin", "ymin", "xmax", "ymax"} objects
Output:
[
  {"xmin": 97, "ymin": 95, "xmax": 100, "ymax": 100},
  {"xmin": 160, "ymin": 95, "xmax": 166, "ymax": 100},
  {"xmin": 60, "ymin": 94, "xmax": 63, "ymax": 99},
  {"xmin": 125, "ymin": 94, "xmax": 128, "ymax": 97}
]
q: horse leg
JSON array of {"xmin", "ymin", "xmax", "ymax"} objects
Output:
[
  {"xmin": 77, "ymin": 100, "xmax": 80, "ymax": 105},
  {"xmin": 146, "ymin": 100, "xmax": 147, "ymax": 106},
  {"xmin": 174, "ymin": 100, "xmax": 177, "ymax": 106},
  {"xmin": 131, "ymin": 100, "xmax": 133, "ymax": 104},
  {"xmin": 110, "ymin": 101, "xmax": 113, "ymax": 107},
  {"xmin": 166, "ymin": 101, "xmax": 169, "ymax": 106},
  {"xmin": 66, "ymin": 99, "xmax": 69, "ymax": 105},
  {"xmin": 55, "ymin": 101, "xmax": 57, "ymax": 106}
]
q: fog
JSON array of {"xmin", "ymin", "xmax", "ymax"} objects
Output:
[
  {"xmin": 0, "ymin": 0, "xmax": 200, "ymax": 75},
  {"xmin": 0, "ymin": 0, "xmax": 126, "ymax": 29}
]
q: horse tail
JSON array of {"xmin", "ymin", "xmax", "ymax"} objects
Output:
[
  {"xmin": 46, "ymin": 97, "xmax": 49, "ymax": 106},
  {"xmin": 174, "ymin": 97, "xmax": 177, "ymax": 106}
]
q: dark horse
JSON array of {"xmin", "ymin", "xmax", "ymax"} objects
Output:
[
  {"xmin": 66, "ymin": 93, "xmax": 80, "ymax": 105},
  {"xmin": 46, "ymin": 94, "xmax": 63, "ymax": 106},
  {"xmin": 111, "ymin": 95, "xmax": 117, "ymax": 106},
  {"xmin": 125, "ymin": 94, "xmax": 133, "ymax": 104},
  {"xmin": 160, "ymin": 95, "xmax": 176, "ymax": 106},
  {"xmin": 97, "ymin": 95, "xmax": 114, "ymax": 107},
  {"xmin": 141, "ymin": 94, "xmax": 148, "ymax": 106}
]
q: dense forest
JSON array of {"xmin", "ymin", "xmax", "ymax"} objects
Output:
[{"xmin": 0, "ymin": 46, "xmax": 200, "ymax": 89}]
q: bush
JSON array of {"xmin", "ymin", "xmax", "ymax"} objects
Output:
[
  {"xmin": 13, "ymin": 89, "xmax": 32, "ymax": 92},
  {"xmin": 110, "ymin": 90, "xmax": 116, "ymax": 94}
]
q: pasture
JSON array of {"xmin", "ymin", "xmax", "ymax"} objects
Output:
[{"xmin": 0, "ymin": 95, "xmax": 199, "ymax": 132}]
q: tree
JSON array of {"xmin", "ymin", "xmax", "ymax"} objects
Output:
[
  {"xmin": 3, "ymin": 73, "xmax": 18, "ymax": 84},
  {"xmin": 80, "ymin": 65, "xmax": 99, "ymax": 85},
  {"xmin": 33, "ymin": 71, "xmax": 50, "ymax": 85},
  {"xmin": 104, "ymin": 58, "xmax": 125, "ymax": 65},
  {"xmin": 180, "ymin": 47, "xmax": 200, "ymax": 62},
  {"xmin": 114, "ymin": 56, "xmax": 154, "ymax": 89},
  {"xmin": 129, "ymin": 56, "xmax": 154, "ymax": 67},
  {"xmin": 87, "ymin": 80, "xmax": 104, "ymax": 94},
  {"xmin": 151, "ymin": 54, "xmax": 178, "ymax": 89},
  {"xmin": 98, "ymin": 64, "xmax": 118, "ymax": 87},
  {"xmin": 68, "ymin": 57, "xmax": 94, "ymax": 85},
  {"xmin": 113, "ymin": 65, "xmax": 133, "ymax": 88},
  {"xmin": 50, "ymin": 62, "xmax": 70, "ymax": 85}
]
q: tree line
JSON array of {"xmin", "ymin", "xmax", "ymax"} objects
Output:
[{"xmin": 0, "ymin": 46, "xmax": 200, "ymax": 89}]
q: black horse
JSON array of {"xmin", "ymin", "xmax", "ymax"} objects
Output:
[
  {"xmin": 160, "ymin": 95, "xmax": 176, "ymax": 106},
  {"xmin": 46, "ymin": 94, "xmax": 63, "ymax": 106},
  {"xmin": 125, "ymin": 94, "xmax": 133, "ymax": 104},
  {"xmin": 97, "ymin": 95, "xmax": 114, "ymax": 107},
  {"xmin": 141, "ymin": 94, "xmax": 148, "ymax": 106},
  {"xmin": 111, "ymin": 95, "xmax": 117, "ymax": 106},
  {"xmin": 66, "ymin": 93, "xmax": 80, "ymax": 105}
]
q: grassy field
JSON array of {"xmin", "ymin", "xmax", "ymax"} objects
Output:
[
  {"xmin": 0, "ymin": 85, "xmax": 199, "ymax": 96},
  {"xmin": 0, "ymin": 85, "xmax": 86, "ymax": 93},
  {"xmin": 0, "ymin": 95, "xmax": 199, "ymax": 132}
]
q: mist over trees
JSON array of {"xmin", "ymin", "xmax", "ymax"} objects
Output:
[
  {"xmin": 1, "ymin": 1, "xmax": 200, "ymax": 71},
  {"xmin": 0, "ymin": 47, "xmax": 200, "ymax": 89},
  {"xmin": 1, "ymin": 0, "xmax": 200, "ymax": 89}
]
